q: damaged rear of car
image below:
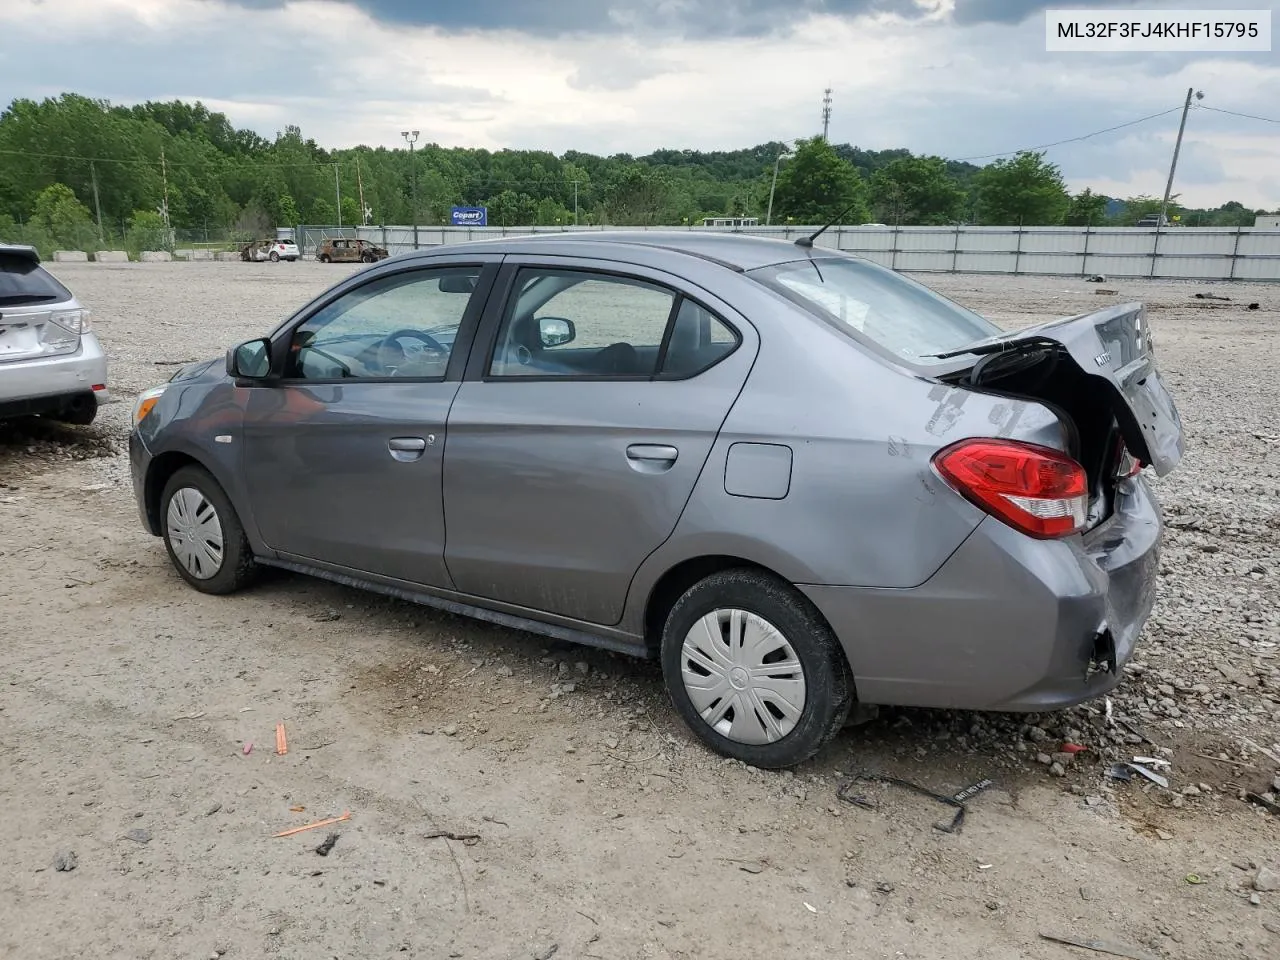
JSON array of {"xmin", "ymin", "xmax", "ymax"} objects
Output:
[
  {"xmin": 0, "ymin": 243, "xmax": 108, "ymax": 424},
  {"xmin": 749, "ymin": 254, "xmax": 1183, "ymax": 712}
]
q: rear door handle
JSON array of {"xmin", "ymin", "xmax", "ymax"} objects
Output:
[
  {"xmin": 389, "ymin": 436, "xmax": 427, "ymax": 462},
  {"xmin": 626, "ymin": 444, "xmax": 678, "ymax": 473}
]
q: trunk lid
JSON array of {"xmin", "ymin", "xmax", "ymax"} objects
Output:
[
  {"xmin": 0, "ymin": 308, "xmax": 84, "ymax": 363},
  {"xmin": 937, "ymin": 302, "xmax": 1184, "ymax": 477}
]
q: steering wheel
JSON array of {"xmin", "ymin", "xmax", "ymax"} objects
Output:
[
  {"xmin": 380, "ymin": 328, "xmax": 448, "ymax": 355},
  {"xmin": 373, "ymin": 328, "xmax": 449, "ymax": 374}
]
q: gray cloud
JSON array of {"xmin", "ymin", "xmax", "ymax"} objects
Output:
[
  {"xmin": 214, "ymin": 0, "xmax": 940, "ymax": 37},
  {"xmin": 567, "ymin": 51, "xmax": 681, "ymax": 92}
]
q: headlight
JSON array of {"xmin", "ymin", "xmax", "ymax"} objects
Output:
[{"xmin": 132, "ymin": 385, "xmax": 167, "ymax": 429}]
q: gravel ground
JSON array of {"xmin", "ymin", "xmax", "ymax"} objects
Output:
[{"xmin": 1, "ymin": 260, "xmax": 1278, "ymax": 960}]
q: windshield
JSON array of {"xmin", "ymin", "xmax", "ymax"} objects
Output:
[{"xmin": 748, "ymin": 256, "xmax": 1000, "ymax": 366}]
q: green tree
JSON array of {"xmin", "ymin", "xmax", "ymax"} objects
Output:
[
  {"xmin": 870, "ymin": 155, "xmax": 965, "ymax": 224},
  {"xmin": 125, "ymin": 208, "xmax": 170, "ymax": 253},
  {"xmin": 487, "ymin": 189, "xmax": 538, "ymax": 225},
  {"xmin": 32, "ymin": 182, "xmax": 95, "ymax": 248},
  {"xmin": 973, "ymin": 151, "xmax": 1070, "ymax": 225},
  {"xmin": 1117, "ymin": 194, "xmax": 1182, "ymax": 225},
  {"xmin": 340, "ymin": 195, "xmax": 361, "ymax": 226},
  {"xmin": 277, "ymin": 194, "xmax": 300, "ymax": 226},
  {"xmin": 770, "ymin": 136, "xmax": 869, "ymax": 224},
  {"xmin": 534, "ymin": 197, "xmax": 571, "ymax": 225},
  {"xmin": 604, "ymin": 166, "xmax": 678, "ymax": 225},
  {"xmin": 1064, "ymin": 188, "xmax": 1110, "ymax": 226},
  {"xmin": 308, "ymin": 197, "xmax": 335, "ymax": 223}
]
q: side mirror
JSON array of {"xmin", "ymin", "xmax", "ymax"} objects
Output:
[
  {"xmin": 537, "ymin": 316, "xmax": 575, "ymax": 347},
  {"xmin": 227, "ymin": 337, "xmax": 272, "ymax": 379}
]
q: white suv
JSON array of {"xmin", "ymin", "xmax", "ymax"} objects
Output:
[
  {"xmin": 241, "ymin": 238, "xmax": 300, "ymax": 262},
  {"xmin": 0, "ymin": 243, "xmax": 108, "ymax": 425}
]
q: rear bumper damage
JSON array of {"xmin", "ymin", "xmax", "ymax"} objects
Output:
[
  {"xmin": 0, "ymin": 334, "xmax": 109, "ymax": 418},
  {"xmin": 800, "ymin": 475, "xmax": 1162, "ymax": 713}
]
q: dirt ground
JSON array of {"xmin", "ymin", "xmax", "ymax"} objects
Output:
[{"xmin": 2, "ymin": 260, "xmax": 1278, "ymax": 960}]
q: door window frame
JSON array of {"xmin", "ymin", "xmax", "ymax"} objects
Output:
[
  {"xmin": 467, "ymin": 258, "xmax": 743, "ymax": 385},
  {"xmin": 256, "ymin": 258, "xmax": 503, "ymax": 386}
]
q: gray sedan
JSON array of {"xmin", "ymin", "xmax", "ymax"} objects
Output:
[{"xmin": 128, "ymin": 231, "xmax": 1184, "ymax": 768}]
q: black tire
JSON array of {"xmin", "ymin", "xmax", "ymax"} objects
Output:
[
  {"xmin": 660, "ymin": 569, "xmax": 853, "ymax": 769},
  {"xmin": 361, "ymin": 253, "xmax": 375, "ymax": 263},
  {"xmin": 159, "ymin": 465, "xmax": 258, "ymax": 595},
  {"xmin": 269, "ymin": 251, "xmax": 280, "ymax": 262},
  {"xmin": 319, "ymin": 254, "xmax": 331, "ymax": 263},
  {"xmin": 51, "ymin": 396, "xmax": 97, "ymax": 426}
]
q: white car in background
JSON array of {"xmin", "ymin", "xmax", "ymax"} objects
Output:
[
  {"xmin": 0, "ymin": 243, "xmax": 108, "ymax": 425},
  {"xmin": 240, "ymin": 238, "xmax": 300, "ymax": 262}
]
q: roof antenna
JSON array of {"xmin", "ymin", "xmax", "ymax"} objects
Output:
[{"xmin": 795, "ymin": 200, "xmax": 859, "ymax": 249}]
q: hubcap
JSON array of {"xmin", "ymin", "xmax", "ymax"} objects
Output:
[
  {"xmin": 165, "ymin": 487, "xmax": 224, "ymax": 579},
  {"xmin": 680, "ymin": 609, "xmax": 807, "ymax": 745}
]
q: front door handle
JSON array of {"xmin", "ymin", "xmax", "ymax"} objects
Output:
[{"xmin": 389, "ymin": 436, "xmax": 427, "ymax": 462}]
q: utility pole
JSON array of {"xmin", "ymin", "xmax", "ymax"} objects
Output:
[
  {"xmin": 335, "ymin": 163, "xmax": 342, "ymax": 227},
  {"xmin": 356, "ymin": 155, "xmax": 368, "ymax": 225},
  {"xmin": 1160, "ymin": 87, "xmax": 1202, "ymax": 227},
  {"xmin": 402, "ymin": 130, "xmax": 419, "ymax": 249},
  {"xmin": 159, "ymin": 147, "xmax": 171, "ymax": 233},
  {"xmin": 89, "ymin": 160, "xmax": 104, "ymax": 245},
  {"xmin": 766, "ymin": 147, "xmax": 791, "ymax": 226},
  {"xmin": 821, "ymin": 87, "xmax": 832, "ymax": 141},
  {"xmin": 573, "ymin": 180, "xmax": 579, "ymax": 227}
]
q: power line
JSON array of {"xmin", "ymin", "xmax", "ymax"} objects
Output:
[
  {"xmin": 1195, "ymin": 103, "xmax": 1280, "ymax": 124},
  {"xmin": 954, "ymin": 105, "xmax": 1185, "ymax": 162},
  {"xmin": 0, "ymin": 148, "xmax": 336, "ymax": 171}
]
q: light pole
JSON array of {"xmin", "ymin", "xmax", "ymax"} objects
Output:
[
  {"xmin": 1159, "ymin": 88, "xmax": 1203, "ymax": 227},
  {"xmin": 401, "ymin": 129, "xmax": 419, "ymax": 249},
  {"xmin": 766, "ymin": 147, "xmax": 792, "ymax": 226}
]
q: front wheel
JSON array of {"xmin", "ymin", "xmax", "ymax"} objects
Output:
[
  {"xmin": 319, "ymin": 254, "xmax": 331, "ymax": 263},
  {"xmin": 269, "ymin": 251, "xmax": 280, "ymax": 262},
  {"xmin": 361, "ymin": 253, "xmax": 374, "ymax": 263},
  {"xmin": 660, "ymin": 569, "xmax": 853, "ymax": 769},
  {"xmin": 160, "ymin": 465, "xmax": 258, "ymax": 595}
]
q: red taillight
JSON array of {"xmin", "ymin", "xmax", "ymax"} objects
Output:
[{"xmin": 932, "ymin": 438, "xmax": 1088, "ymax": 539}]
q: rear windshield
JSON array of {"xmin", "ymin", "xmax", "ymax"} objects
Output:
[
  {"xmin": 748, "ymin": 256, "xmax": 1000, "ymax": 366},
  {"xmin": 0, "ymin": 253, "xmax": 72, "ymax": 307}
]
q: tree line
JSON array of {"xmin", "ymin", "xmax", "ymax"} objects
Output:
[{"xmin": 0, "ymin": 93, "xmax": 1272, "ymax": 256}]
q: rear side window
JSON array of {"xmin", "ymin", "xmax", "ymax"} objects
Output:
[
  {"xmin": 0, "ymin": 253, "xmax": 72, "ymax": 306},
  {"xmin": 749, "ymin": 256, "xmax": 999, "ymax": 366},
  {"xmin": 659, "ymin": 298, "xmax": 740, "ymax": 377},
  {"xmin": 488, "ymin": 269, "xmax": 676, "ymax": 379}
]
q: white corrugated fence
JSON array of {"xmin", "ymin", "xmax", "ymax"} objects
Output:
[{"xmin": 294, "ymin": 224, "xmax": 1280, "ymax": 281}]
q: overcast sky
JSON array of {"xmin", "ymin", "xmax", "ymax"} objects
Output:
[{"xmin": 2, "ymin": 0, "xmax": 1277, "ymax": 208}]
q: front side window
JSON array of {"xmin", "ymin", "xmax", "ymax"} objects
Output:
[
  {"xmin": 488, "ymin": 269, "xmax": 677, "ymax": 378},
  {"xmin": 285, "ymin": 267, "xmax": 480, "ymax": 380},
  {"xmin": 748, "ymin": 256, "xmax": 1000, "ymax": 365}
]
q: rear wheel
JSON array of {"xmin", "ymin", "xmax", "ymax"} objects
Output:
[
  {"xmin": 660, "ymin": 569, "xmax": 853, "ymax": 768},
  {"xmin": 160, "ymin": 465, "xmax": 258, "ymax": 595},
  {"xmin": 51, "ymin": 394, "xmax": 97, "ymax": 426}
]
